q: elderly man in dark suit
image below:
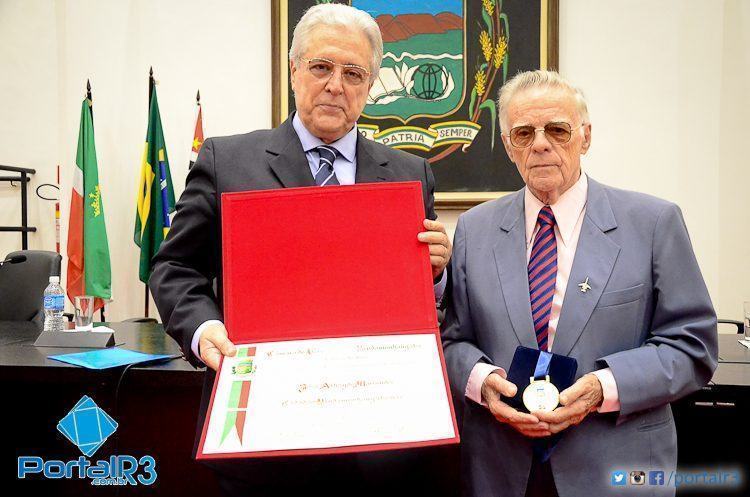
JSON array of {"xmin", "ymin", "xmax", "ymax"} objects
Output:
[{"xmin": 149, "ymin": 3, "xmax": 452, "ymax": 496}]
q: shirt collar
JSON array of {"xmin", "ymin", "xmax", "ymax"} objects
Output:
[
  {"xmin": 524, "ymin": 172, "xmax": 588, "ymax": 247},
  {"xmin": 292, "ymin": 112, "xmax": 358, "ymax": 163}
]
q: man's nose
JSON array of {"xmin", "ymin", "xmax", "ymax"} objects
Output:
[
  {"xmin": 530, "ymin": 128, "xmax": 552, "ymax": 153},
  {"xmin": 324, "ymin": 68, "xmax": 345, "ymax": 95}
]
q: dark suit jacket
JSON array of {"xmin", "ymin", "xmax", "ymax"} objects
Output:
[
  {"xmin": 148, "ymin": 116, "xmax": 439, "ymax": 483},
  {"xmin": 150, "ymin": 115, "xmax": 437, "ymax": 368}
]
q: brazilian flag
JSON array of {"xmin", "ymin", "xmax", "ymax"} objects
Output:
[{"xmin": 134, "ymin": 85, "xmax": 175, "ymax": 284}]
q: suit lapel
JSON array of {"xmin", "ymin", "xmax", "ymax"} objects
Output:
[
  {"xmin": 355, "ymin": 133, "xmax": 394, "ymax": 184},
  {"xmin": 265, "ymin": 116, "xmax": 316, "ymax": 188},
  {"xmin": 553, "ymin": 178, "xmax": 621, "ymax": 357},
  {"xmin": 493, "ymin": 190, "xmax": 538, "ymax": 349}
]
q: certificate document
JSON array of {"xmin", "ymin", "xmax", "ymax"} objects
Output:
[{"xmin": 199, "ymin": 333, "xmax": 457, "ymax": 456}]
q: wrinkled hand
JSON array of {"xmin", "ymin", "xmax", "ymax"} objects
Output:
[
  {"xmin": 417, "ymin": 219, "xmax": 452, "ymax": 280},
  {"xmin": 481, "ymin": 372, "xmax": 551, "ymax": 438},
  {"xmin": 199, "ymin": 322, "xmax": 237, "ymax": 371},
  {"xmin": 534, "ymin": 373, "xmax": 603, "ymax": 434}
]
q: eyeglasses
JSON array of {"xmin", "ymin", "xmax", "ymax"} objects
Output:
[
  {"xmin": 300, "ymin": 57, "xmax": 371, "ymax": 86},
  {"xmin": 506, "ymin": 122, "xmax": 585, "ymax": 148}
]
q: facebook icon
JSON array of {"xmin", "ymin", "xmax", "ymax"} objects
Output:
[{"xmin": 649, "ymin": 471, "xmax": 665, "ymax": 485}]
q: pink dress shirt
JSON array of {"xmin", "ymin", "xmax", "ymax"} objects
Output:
[{"xmin": 465, "ymin": 173, "xmax": 621, "ymax": 413}]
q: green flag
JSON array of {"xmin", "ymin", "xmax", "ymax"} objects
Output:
[
  {"xmin": 67, "ymin": 96, "xmax": 112, "ymax": 309},
  {"xmin": 134, "ymin": 85, "xmax": 176, "ymax": 284}
]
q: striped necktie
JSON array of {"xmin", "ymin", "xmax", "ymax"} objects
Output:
[
  {"xmin": 313, "ymin": 145, "xmax": 340, "ymax": 186},
  {"xmin": 528, "ymin": 205, "xmax": 557, "ymax": 351}
]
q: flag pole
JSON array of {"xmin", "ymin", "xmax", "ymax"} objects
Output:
[
  {"xmin": 55, "ymin": 164, "xmax": 60, "ymax": 254},
  {"xmin": 144, "ymin": 68, "xmax": 155, "ymax": 318},
  {"xmin": 87, "ymin": 80, "xmax": 106, "ymax": 323}
]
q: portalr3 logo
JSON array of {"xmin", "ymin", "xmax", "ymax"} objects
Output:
[
  {"xmin": 57, "ymin": 395, "xmax": 118, "ymax": 456},
  {"xmin": 18, "ymin": 395, "xmax": 157, "ymax": 486}
]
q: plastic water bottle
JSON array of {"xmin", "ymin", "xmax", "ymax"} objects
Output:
[{"xmin": 43, "ymin": 276, "xmax": 66, "ymax": 332}]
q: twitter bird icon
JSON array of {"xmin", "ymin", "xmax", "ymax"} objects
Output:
[{"xmin": 611, "ymin": 471, "xmax": 627, "ymax": 486}]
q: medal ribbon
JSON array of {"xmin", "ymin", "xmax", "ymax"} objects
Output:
[
  {"xmin": 533, "ymin": 350, "xmax": 553, "ymax": 380},
  {"xmin": 530, "ymin": 350, "xmax": 559, "ymax": 464}
]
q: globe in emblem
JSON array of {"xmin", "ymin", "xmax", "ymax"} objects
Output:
[{"xmin": 410, "ymin": 63, "xmax": 449, "ymax": 100}]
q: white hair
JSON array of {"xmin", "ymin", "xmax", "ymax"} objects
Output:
[
  {"xmin": 497, "ymin": 70, "xmax": 590, "ymax": 131},
  {"xmin": 288, "ymin": 3, "xmax": 383, "ymax": 82}
]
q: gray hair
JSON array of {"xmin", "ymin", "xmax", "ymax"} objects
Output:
[
  {"xmin": 288, "ymin": 3, "xmax": 383, "ymax": 82},
  {"xmin": 497, "ymin": 70, "xmax": 590, "ymax": 131}
]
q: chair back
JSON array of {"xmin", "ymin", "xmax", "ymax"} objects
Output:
[{"xmin": 0, "ymin": 250, "xmax": 62, "ymax": 323}]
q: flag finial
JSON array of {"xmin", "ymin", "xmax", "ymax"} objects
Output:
[{"xmin": 148, "ymin": 67, "xmax": 155, "ymax": 105}]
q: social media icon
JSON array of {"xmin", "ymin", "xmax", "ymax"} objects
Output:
[
  {"xmin": 630, "ymin": 471, "xmax": 646, "ymax": 485},
  {"xmin": 611, "ymin": 471, "xmax": 627, "ymax": 486},
  {"xmin": 649, "ymin": 471, "xmax": 665, "ymax": 485}
]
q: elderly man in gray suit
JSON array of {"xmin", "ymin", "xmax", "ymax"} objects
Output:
[{"xmin": 441, "ymin": 70, "xmax": 717, "ymax": 497}]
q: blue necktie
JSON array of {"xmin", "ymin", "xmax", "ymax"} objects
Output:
[
  {"xmin": 528, "ymin": 206, "xmax": 559, "ymax": 463},
  {"xmin": 528, "ymin": 205, "xmax": 557, "ymax": 352},
  {"xmin": 313, "ymin": 145, "xmax": 340, "ymax": 186}
]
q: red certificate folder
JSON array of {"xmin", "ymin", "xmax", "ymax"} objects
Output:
[{"xmin": 197, "ymin": 182, "xmax": 459, "ymax": 459}]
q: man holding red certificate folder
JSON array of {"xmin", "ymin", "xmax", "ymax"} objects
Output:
[{"xmin": 149, "ymin": 3, "xmax": 452, "ymax": 496}]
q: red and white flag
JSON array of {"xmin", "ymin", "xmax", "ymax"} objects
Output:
[
  {"xmin": 66, "ymin": 83, "xmax": 112, "ymax": 311},
  {"xmin": 189, "ymin": 90, "xmax": 204, "ymax": 169}
]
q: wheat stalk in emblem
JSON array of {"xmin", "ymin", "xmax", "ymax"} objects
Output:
[{"xmin": 430, "ymin": 0, "xmax": 510, "ymax": 163}]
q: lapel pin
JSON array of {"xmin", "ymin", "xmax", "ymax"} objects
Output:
[{"xmin": 578, "ymin": 277, "xmax": 591, "ymax": 293}]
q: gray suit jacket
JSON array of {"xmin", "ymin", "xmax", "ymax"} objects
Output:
[{"xmin": 441, "ymin": 176, "xmax": 717, "ymax": 497}]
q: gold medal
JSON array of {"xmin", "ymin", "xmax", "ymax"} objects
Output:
[{"xmin": 522, "ymin": 375, "xmax": 559, "ymax": 412}]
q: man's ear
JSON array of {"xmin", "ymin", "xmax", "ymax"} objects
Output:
[
  {"xmin": 580, "ymin": 123, "xmax": 592, "ymax": 155},
  {"xmin": 501, "ymin": 133, "xmax": 514, "ymax": 160},
  {"xmin": 290, "ymin": 59, "xmax": 298, "ymax": 94}
]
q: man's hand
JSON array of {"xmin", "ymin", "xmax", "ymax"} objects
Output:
[
  {"xmin": 534, "ymin": 373, "xmax": 603, "ymax": 434},
  {"xmin": 199, "ymin": 322, "xmax": 237, "ymax": 371},
  {"xmin": 481, "ymin": 372, "xmax": 551, "ymax": 438},
  {"xmin": 417, "ymin": 219, "xmax": 452, "ymax": 281}
]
